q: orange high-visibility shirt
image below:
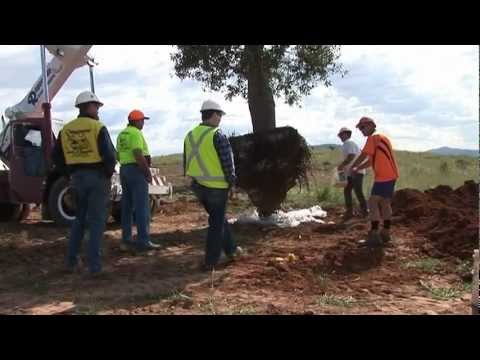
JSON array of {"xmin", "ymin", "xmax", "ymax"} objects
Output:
[{"xmin": 362, "ymin": 133, "xmax": 399, "ymax": 182}]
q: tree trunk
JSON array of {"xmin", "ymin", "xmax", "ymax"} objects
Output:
[{"xmin": 246, "ymin": 45, "xmax": 276, "ymax": 133}]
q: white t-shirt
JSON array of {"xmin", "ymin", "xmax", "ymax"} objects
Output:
[{"xmin": 342, "ymin": 139, "xmax": 366, "ymax": 176}]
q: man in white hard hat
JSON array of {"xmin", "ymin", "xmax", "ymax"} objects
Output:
[
  {"xmin": 52, "ymin": 91, "xmax": 116, "ymax": 276},
  {"xmin": 183, "ymin": 100, "xmax": 242, "ymax": 271},
  {"xmin": 337, "ymin": 126, "xmax": 368, "ymax": 221}
]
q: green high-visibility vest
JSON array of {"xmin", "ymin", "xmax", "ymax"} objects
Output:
[
  {"xmin": 184, "ymin": 124, "xmax": 228, "ymax": 189},
  {"xmin": 116, "ymin": 125, "xmax": 150, "ymax": 165}
]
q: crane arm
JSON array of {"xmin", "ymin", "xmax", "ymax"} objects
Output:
[{"xmin": 4, "ymin": 45, "xmax": 93, "ymax": 120}]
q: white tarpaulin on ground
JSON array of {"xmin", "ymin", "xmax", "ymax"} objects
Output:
[{"xmin": 230, "ymin": 205, "xmax": 328, "ymax": 228}]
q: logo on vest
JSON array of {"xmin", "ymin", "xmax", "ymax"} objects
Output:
[{"xmin": 65, "ymin": 129, "xmax": 93, "ymax": 156}]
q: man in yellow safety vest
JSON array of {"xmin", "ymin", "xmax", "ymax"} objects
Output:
[
  {"xmin": 52, "ymin": 91, "xmax": 116, "ymax": 275},
  {"xmin": 184, "ymin": 100, "xmax": 243, "ymax": 271}
]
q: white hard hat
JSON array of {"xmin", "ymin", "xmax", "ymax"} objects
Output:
[
  {"xmin": 75, "ymin": 91, "xmax": 104, "ymax": 108},
  {"xmin": 338, "ymin": 127, "xmax": 352, "ymax": 136},
  {"xmin": 200, "ymin": 100, "xmax": 225, "ymax": 115}
]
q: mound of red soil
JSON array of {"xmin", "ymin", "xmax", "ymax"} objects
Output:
[{"xmin": 392, "ymin": 181, "xmax": 479, "ymax": 259}]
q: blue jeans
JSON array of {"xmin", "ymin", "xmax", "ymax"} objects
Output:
[
  {"xmin": 67, "ymin": 170, "xmax": 110, "ymax": 273},
  {"xmin": 120, "ymin": 164, "xmax": 150, "ymax": 248},
  {"xmin": 191, "ymin": 181, "xmax": 236, "ymax": 266}
]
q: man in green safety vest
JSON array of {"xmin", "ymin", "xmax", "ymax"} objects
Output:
[
  {"xmin": 117, "ymin": 110, "xmax": 160, "ymax": 252},
  {"xmin": 184, "ymin": 100, "xmax": 243, "ymax": 271}
]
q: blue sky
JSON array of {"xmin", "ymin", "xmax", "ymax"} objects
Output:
[{"xmin": 0, "ymin": 45, "xmax": 478, "ymax": 155}]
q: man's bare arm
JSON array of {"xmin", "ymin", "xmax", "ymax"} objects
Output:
[{"xmin": 351, "ymin": 152, "xmax": 368, "ymax": 168}]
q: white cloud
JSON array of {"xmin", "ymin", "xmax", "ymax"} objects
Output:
[{"xmin": 0, "ymin": 45, "xmax": 477, "ymax": 155}]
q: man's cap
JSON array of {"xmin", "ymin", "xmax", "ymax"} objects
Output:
[
  {"xmin": 128, "ymin": 110, "xmax": 150, "ymax": 122},
  {"xmin": 338, "ymin": 127, "xmax": 352, "ymax": 136}
]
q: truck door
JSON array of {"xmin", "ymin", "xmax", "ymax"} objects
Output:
[{"xmin": 9, "ymin": 123, "xmax": 46, "ymax": 203}]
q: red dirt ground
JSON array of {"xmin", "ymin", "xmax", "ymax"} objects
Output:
[
  {"xmin": 0, "ymin": 182, "xmax": 476, "ymax": 315},
  {"xmin": 392, "ymin": 181, "xmax": 479, "ymax": 259}
]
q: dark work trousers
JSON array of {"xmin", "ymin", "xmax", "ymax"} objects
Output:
[
  {"xmin": 344, "ymin": 173, "xmax": 368, "ymax": 214},
  {"xmin": 67, "ymin": 169, "xmax": 110, "ymax": 273},
  {"xmin": 191, "ymin": 181, "xmax": 237, "ymax": 266}
]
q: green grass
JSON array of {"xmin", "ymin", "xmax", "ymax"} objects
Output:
[
  {"xmin": 315, "ymin": 273, "xmax": 330, "ymax": 292},
  {"xmin": 152, "ymin": 154, "xmax": 182, "ymax": 167},
  {"xmin": 167, "ymin": 290, "xmax": 193, "ymax": 303},
  {"xmin": 456, "ymin": 260, "xmax": 473, "ymax": 278},
  {"xmin": 403, "ymin": 258, "xmax": 445, "ymax": 273},
  {"xmin": 285, "ymin": 185, "xmax": 345, "ymax": 208},
  {"xmin": 286, "ymin": 148, "xmax": 478, "ymax": 209},
  {"xmin": 461, "ymin": 282, "xmax": 473, "ymax": 292},
  {"xmin": 198, "ymin": 295, "xmax": 218, "ymax": 314},
  {"xmin": 391, "ymin": 151, "xmax": 478, "ymax": 191},
  {"xmin": 316, "ymin": 294, "xmax": 356, "ymax": 307},
  {"xmin": 151, "ymin": 148, "xmax": 479, "ymax": 211},
  {"xmin": 227, "ymin": 305, "xmax": 258, "ymax": 315},
  {"xmin": 419, "ymin": 281, "xmax": 464, "ymax": 301}
]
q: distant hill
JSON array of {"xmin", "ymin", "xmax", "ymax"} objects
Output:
[
  {"xmin": 152, "ymin": 145, "xmax": 477, "ymax": 159},
  {"xmin": 427, "ymin": 147, "xmax": 478, "ymax": 157}
]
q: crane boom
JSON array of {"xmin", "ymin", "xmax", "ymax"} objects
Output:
[{"xmin": 4, "ymin": 45, "xmax": 93, "ymax": 120}]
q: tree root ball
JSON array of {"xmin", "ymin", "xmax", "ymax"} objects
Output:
[{"xmin": 229, "ymin": 126, "xmax": 312, "ymax": 217}]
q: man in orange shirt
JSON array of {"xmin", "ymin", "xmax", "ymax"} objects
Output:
[{"xmin": 350, "ymin": 117, "xmax": 399, "ymax": 247}]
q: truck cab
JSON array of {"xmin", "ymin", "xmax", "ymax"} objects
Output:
[{"xmin": 0, "ymin": 45, "xmax": 173, "ymax": 225}]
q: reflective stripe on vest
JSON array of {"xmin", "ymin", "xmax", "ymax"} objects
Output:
[
  {"xmin": 185, "ymin": 125, "xmax": 228, "ymax": 189},
  {"xmin": 61, "ymin": 117, "xmax": 104, "ymax": 165}
]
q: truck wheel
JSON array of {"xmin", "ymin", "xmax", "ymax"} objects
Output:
[
  {"xmin": 48, "ymin": 177, "xmax": 76, "ymax": 227},
  {"xmin": 0, "ymin": 202, "xmax": 22, "ymax": 222}
]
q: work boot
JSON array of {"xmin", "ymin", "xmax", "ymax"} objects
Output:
[
  {"xmin": 380, "ymin": 228, "xmax": 392, "ymax": 244},
  {"xmin": 226, "ymin": 246, "xmax": 246, "ymax": 262},
  {"xmin": 359, "ymin": 230, "xmax": 383, "ymax": 248},
  {"xmin": 136, "ymin": 242, "xmax": 161, "ymax": 252}
]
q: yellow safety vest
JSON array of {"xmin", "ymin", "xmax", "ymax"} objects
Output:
[
  {"xmin": 60, "ymin": 117, "xmax": 104, "ymax": 165},
  {"xmin": 184, "ymin": 124, "xmax": 228, "ymax": 189}
]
